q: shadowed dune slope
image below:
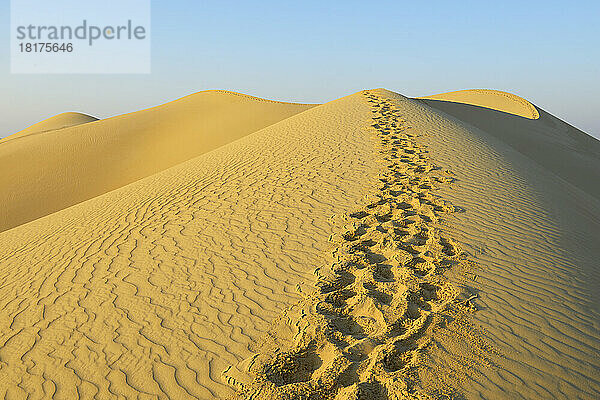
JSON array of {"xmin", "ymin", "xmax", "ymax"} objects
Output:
[
  {"xmin": 0, "ymin": 91, "xmax": 316, "ymax": 232},
  {"xmin": 418, "ymin": 89, "xmax": 539, "ymax": 119},
  {"xmin": 418, "ymin": 90, "xmax": 600, "ymax": 199},
  {"xmin": 382, "ymin": 89, "xmax": 600, "ymax": 399},
  {"xmin": 0, "ymin": 88, "xmax": 599, "ymax": 399},
  {"xmin": 0, "ymin": 91, "xmax": 379, "ymax": 399}
]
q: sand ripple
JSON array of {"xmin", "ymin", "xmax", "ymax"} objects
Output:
[{"xmin": 0, "ymin": 95, "xmax": 377, "ymax": 399}]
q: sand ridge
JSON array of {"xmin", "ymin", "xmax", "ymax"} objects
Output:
[
  {"xmin": 0, "ymin": 91, "xmax": 316, "ymax": 233},
  {"xmin": 223, "ymin": 90, "xmax": 485, "ymax": 399},
  {"xmin": 184, "ymin": 89, "xmax": 320, "ymax": 106},
  {"xmin": 419, "ymin": 91, "xmax": 600, "ymax": 200},
  {"xmin": 0, "ymin": 87, "xmax": 598, "ymax": 399},
  {"xmin": 1, "ymin": 112, "xmax": 99, "ymax": 143},
  {"xmin": 0, "ymin": 91, "xmax": 380, "ymax": 399},
  {"xmin": 380, "ymin": 89, "xmax": 600, "ymax": 399},
  {"xmin": 418, "ymin": 89, "xmax": 540, "ymax": 119},
  {"xmin": 1, "ymin": 91, "xmax": 313, "ymax": 145}
]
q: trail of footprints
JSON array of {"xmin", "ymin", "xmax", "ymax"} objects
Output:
[{"xmin": 227, "ymin": 91, "xmax": 470, "ymax": 399}]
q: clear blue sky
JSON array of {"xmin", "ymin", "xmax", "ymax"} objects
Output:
[{"xmin": 1, "ymin": 0, "xmax": 599, "ymax": 138}]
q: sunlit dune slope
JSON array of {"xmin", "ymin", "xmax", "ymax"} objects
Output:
[
  {"xmin": 418, "ymin": 90, "xmax": 600, "ymax": 199},
  {"xmin": 0, "ymin": 91, "xmax": 378, "ymax": 399},
  {"xmin": 1, "ymin": 112, "xmax": 99, "ymax": 142},
  {"xmin": 0, "ymin": 91, "xmax": 316, "ymax": 232},
  {"xmin": 0, "ymin": 88, "xmax": 599, "ymax": 399}
]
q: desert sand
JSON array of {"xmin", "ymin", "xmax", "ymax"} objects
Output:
[
  {"xmin": 0, "ymin": 91, "xmax": 315, "ymax": 232},
  {"xmin": 0, "ymin": 88, "xmax": 598, "ymax": 399}
]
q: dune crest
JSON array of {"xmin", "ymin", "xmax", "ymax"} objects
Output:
[
  {"xmin": 1, "ymin": 112, "xmax": 99, "ymax": 142},
  {"xmin": 224, "ymin": 90, "xmax": 482, "ymax": 399},
  {"xmin": 0, "ymin": 90, "xmax": 378, "ymax": 399},
  {"xmin": 0, "ymin": 91, "xmax": 316, "ymax": 232},
  {"xmin": 384, "ymin": 88, "xmax": 600, "ymax": 399},
  {"xmin": 0, "ymin": 88, "xmax": 599, "ymax": 399},
  {"xmin": 419, "ymin": 90, "xmax": 600, "ymax": 199},
  {"xmin": 419, "ymin": 89, "xmax": 540, "ymax": 119}
]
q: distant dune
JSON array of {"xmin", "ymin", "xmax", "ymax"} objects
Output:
[
  {"xmin": 1, "ymin": 112, "xmax": 99, "ymax": 142},
  {"xmin": 0, "ymin": 88, "xmax": 598, "ymax": 399},
  {"xmin": 0, "ymin": 91, "xmax": 315, "ymax": 232},
  {"xmin": 418, "ymin": 89, "xmax": 539, "ymax": 119},
  {"xmin": 419, "ymin": 89, "xmax": 600, "ymax": 199}
]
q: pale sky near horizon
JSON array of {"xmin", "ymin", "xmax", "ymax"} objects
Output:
[{"xmin": 1, "ymin": 0, "xmax": 599, "ymax": 138}]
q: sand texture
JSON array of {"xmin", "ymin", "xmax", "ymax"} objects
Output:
[
  {"xmin": 0, "ymin": 91, "xmax": 315, "ymax": 232},
  {"xmin": 2, "ymin": 112, "xmax": 100, "ymax": 142},
  {"xmin": 0, "ymin": 88, "xmax": 599, "ymax": 399},
  {"xmin": 418, "ymin": 89, "xmax": 539, "ymax": 119},
  {"xmin": 392, "ymin": 90, "xmax": 600, "ymax": 399},
  {"xmin": 419, "ymin": 90, "xmax": 600, "ymax": 199}
]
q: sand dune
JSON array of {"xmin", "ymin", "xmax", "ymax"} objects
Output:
[
  {"xmin": 385, "ymin": 89, "xmax": 600, "ymax": 398},
  {"xmin": 0, "ymin": 92, "xmax": 377, "ymax": 398},
  {"xmin": 418, "ymin": 89, "xmax": 539, "ymax": 119},
  {"xmin": 0, "ymin": 91, "xmax": 315, "ymax": 232},
  {"xmin": 419, "ymin": 89, "xmax": 600, "ymax": 199},
  {"xmin": 0, "ymin": 88, "xmax": 598, "ymax": 399},
  {"xmin": 1, "ymin": 112, "xmax": 99, "ymax": 142}
]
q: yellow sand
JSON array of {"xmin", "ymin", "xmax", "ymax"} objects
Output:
[
  {"xmin": 387, "ymin": 89, "xmax": 600, "ymax": 399},
  {"xmin": 418, "ymin": 91, "xmax": 600, "ymax": 199},
  {"xmin": 0, "ymin": 88, "xmax": 599, "ymax": 399},
  {"xmin": 0, "ymin": 91, "xmax": 315, "ymax": 232},
  {"xmin": 418, "ymin": 89, "xmax": 539, "ymax": 119},
  {"xmin": 1, "ymin": 112, "xmax": 99, "ymax": 142}
]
